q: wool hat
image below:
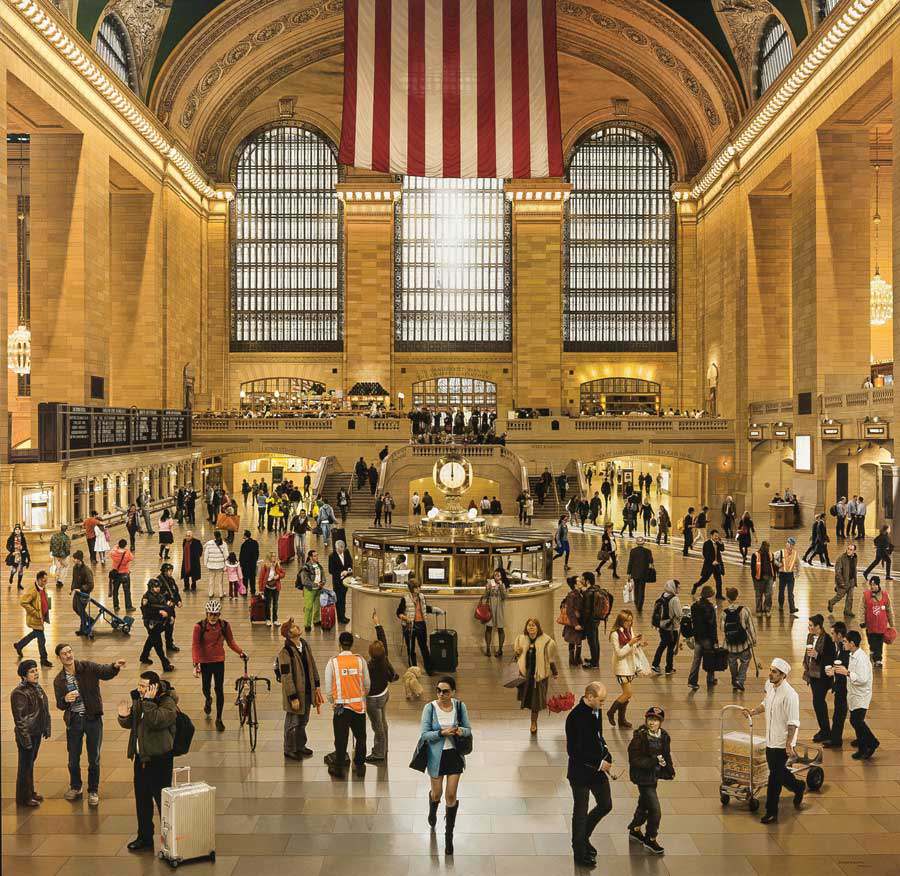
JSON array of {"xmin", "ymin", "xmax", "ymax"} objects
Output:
[
  {"xmin": 771, "ymin": 657, "xmax": 791, "ymax": 675},
  {"xmin": 280, "ymin": 618, "xmax": 295, "ymax": 639},
  {"xmin": 645, "ymin": 706, "xmax": 665, "ymax": 721}
]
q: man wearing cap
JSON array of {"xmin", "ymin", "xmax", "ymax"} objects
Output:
[
  {"xmin": 774, "ymin": 538, "xmax": 800, "ymax": 615},
  {"xmin": 744, "ymin": 658, "xmax": 804, "ymax": 823},
  {"xmin": 565, "ymin": 681, "xmax": 613, "ymax": 868},
  {"xmin": 70, "ymin": 551, "xmax": 94, "ymax": 637},
  {"xmin": 276, "ymin": 618, "xmax": 324, "ymax": 760}
]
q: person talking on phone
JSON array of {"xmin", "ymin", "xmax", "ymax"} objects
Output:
[{"xmin": 566, "ymin": 681, "xmax": 614, "ymax": 869}]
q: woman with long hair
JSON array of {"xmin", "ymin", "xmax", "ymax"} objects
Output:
[
  {"xmin": 416, "ymin": 676, "xmax": 472, "ymax": 856},
  {"xmin": 6, "ymin": 523, "xmax": 30, "ymax": 591},
  {"xmin": 561, "ymin": 575, "xmax": 585, "ymax": 666},
  {"xmin": 513, "ymin": 618, "xmax": 559, "ymax": 734},
  {"xmin": 737, "ymin": 512, "xmax": 755, "ymax": 564},
  {"xmin": 480, "ymin": 568, "xmax": 508, "ymax": 657},
  {"xmin": 607, "ymin": 609, "xmax": 642, "ymax": 729},
  {"xmin": 750, "ymin": 540, "xmax": 775, "ymax": 616},
  {"xmin": 157, "ymin": 509, "xmax": 174, "ymax": 560},
  {"xmin": 365, "ymin": 611, "xmax": 399, "ymax": 763}
]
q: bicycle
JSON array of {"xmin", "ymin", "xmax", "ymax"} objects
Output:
[{"xmin": 234, "ymin": 654, "xmax": 270, "ymax": 752}]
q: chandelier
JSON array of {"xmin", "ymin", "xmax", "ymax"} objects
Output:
[
  {"xmin": 870, "ymin": 129, "xmax": 893, "ymax": 326},
  {"xmin": 8, "ymin": 153, "xmax": 31, "ymax": 375}
]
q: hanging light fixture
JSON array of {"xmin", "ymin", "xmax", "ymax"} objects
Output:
[
  {"xmin": 870, "ymin": 129, "xmax": 892, "ymax": 327},
  {"xmin": 8, "ymin": 150, "xmax": 31, "ymax": 376}
]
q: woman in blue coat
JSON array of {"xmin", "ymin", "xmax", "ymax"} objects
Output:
[{"xmin": 416, "ymin": 676, "xmax": 472, "ymax": 856}]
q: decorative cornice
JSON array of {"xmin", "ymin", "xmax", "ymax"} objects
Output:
[
  {"xmin": 5, "ymin": 0, "xmax": 216, "ymax": 200},
  {"xmin": 692, "ymin": 0, "xmax": 885, "ymax": 200}
]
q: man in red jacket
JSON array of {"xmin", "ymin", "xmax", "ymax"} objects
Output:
[{"xmin": 191, "ymin": 599, "xmax": 246, "ymax": 731}]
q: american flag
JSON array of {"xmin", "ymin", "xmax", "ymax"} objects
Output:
[{"xmin": 339, "ymin": 0, "xmax": 563, "ymax": 178}]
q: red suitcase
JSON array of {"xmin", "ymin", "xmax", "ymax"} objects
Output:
[
  {"xmin": 250, "ymin": 594, "xmax": 266, "ymax": 623},
  {"xmin": 320, "ymin": 603, "xmax": 336, "ymax": 631},
  {"xmin": 278, "ymin": 533, "xmax": 295, "ymax": 563}
]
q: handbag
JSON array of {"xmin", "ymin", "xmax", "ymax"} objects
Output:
[
  {"xmin": 502, "ymin": 659, "xmax": 526, "ymax": 688},
  {"xmin": 474, "ymin": 599, "xmax": 492, "ymax": 624},
  {"xmin": 885, "ymin": 627, "xmax": 897, "ymax": 645},
  {"xmin": 556, "ymin": 604, "xmax": 568, "ymax": 626},
  {"xmin": 702, "ymin": 646, "xmax": 729, "ymax": 672},
  {"xmin": 454, "ymin": 701, "xmax": 473, "ymax": 756},
  {"xmin": 409, "ymin": 737, "xmax": 429, "ymax": 773},
  {"xmin": 647, "ymin": 567, "xmax": 657, "ymax": 583}
]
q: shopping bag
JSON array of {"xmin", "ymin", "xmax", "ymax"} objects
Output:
[
  {"xmin": 502, "ymin": 659, "xmax": 525, "ymax": 688},
  {"xmin": 622, "ymin": 580, "xmax": 634, "ymax": 604},
  {"xmin": 885, "ymin": 627, "xmax": 897, "ymax": 645},
  {"xmin": 238, "ymin": 580, "xmax": 247, "ymax": 596},
  {"xmin": 548, "ymin": 690, "xmax": 575, "ymax": 713},
  {"xmin": 633, "ymin": 645, "xmax": 651, "ymax": 677}
]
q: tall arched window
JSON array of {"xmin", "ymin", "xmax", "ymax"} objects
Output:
[
  {"xmin": 757, "ymin": 18, "xmax": 793, "ymax": 96},
  {"xmin": 231, "ymin": 125, "xmax": 343, "ymax": 351},
  {"xmin": 412, "ymin": 377, "xmax": 498, "ymax": 412},
  {"xmin": 564, "ymin": 124, "xmax": 676, "ymax": 352},
  {"xmin": 395, "ymin": 177, "xmax": 511, "ymax": 351},
  {"xmin": 95, "ymin": 14, "xmax": 136, "ymax": 92}
]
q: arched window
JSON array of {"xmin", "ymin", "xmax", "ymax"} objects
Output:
[
  {"xmin": 815, "ymin": 0, "xmax": 840, "ymax": 23},
  {"xmin": 395, "ymin": 177, "xmax": 511, "ymax": 351},
  {"xmin": 412, "ymin": 377, "xmax": 498, "ymax": 412},
  {"xmin": 95, "ymin": 14, "xmax": 136, "ymax": 91},
  {"xmin": 757, "ymin": 18, "xmax": 792, "ymax": 96},
  {"xmin": 565, "ymin": 124, "xmax": 676, "ymax": 352},
  {"xmin": 580, "ymin": 378, "xmax": 661, "ymax": 416},
  {"xmin": 231, "ymin": 125, "xmax": 343, "ymax": 351},
  {"xmin": 239, "ymin": 378, "xmax": 327, "ymax": 412}
]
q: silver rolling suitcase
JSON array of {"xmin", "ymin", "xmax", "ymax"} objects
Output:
[{"xmin": 159, "ymin": 767, "xmax": 216, "ymax": 867}]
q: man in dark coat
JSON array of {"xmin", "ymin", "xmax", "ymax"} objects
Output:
[
  {"xmin": 368, "ymin": 464, "xmax": 379, "ymax": 495},
  {"xmin": 692, "ymin": 529, "xmax": 725, "ymax": 599},
  {"xmin": 328, "ymin": 540, "xmax": 354, "ymax": 624},
  {"xmin": 565, "ymin": 681, "xmax": 613, "ymax": 867},
  {"xmin": 626, "ymin": 537, "xmax": 655, "ymax": 612},
  {"xmin": 239, "ymin": 530, "xmax": 260, "ymax": 596},
  {"xmin": 180, "ymin": 531, "xmax": 203, "ymax": 592},
  {"xmin": 355, "ymin": 457, "xmax": 368, "ymax": 490}
]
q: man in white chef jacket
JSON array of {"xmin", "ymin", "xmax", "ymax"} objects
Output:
[{"xmin": 744, "ymin": 657, "xmax": 805, "ymax": 823}]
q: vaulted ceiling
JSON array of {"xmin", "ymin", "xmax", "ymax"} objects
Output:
[{"xmin": 69, "ymin": 0, "xmax": 816, "ymax": 180}]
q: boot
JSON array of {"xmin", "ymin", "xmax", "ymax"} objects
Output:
[
  {"xmin": 428, "ymin": 792, "xmax": 440, "ymax": 828},
  {"xmin": 496, "ymin": 630, "xmax": 505, "ymax": 658},
  {"xmin": 617, "ymin": 701, "xmax": 632, "ymax": 729},
  {"xmin": 606, "ymin": 703, "xmax": 617, "ymax": 726},
  {"xmin": 445, "ymin": 801, "xmax": 459, "ymax": 855}
]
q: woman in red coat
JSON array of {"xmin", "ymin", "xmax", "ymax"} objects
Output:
[
  {"xmin": 863, "ymin": 576, "xmax": 894, "ymax": 666},
  {"xmin": 257, "ymin": 552, "xmax": 286, "ymax": 627}
]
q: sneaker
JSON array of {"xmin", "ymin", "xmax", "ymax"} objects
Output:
[
  {"xmin": 167, "ymin": 645, "xmax": 181, "ymax": 653},
  {"xmin": 140, "ymin": 658, "xmax": 153, "ymax": 666},
  {"xmin": 64, "ymin": 787, "xmax": 83, "ymax": 802},
  {"xmin": 628, "ymin": 827, "xmax": 644, "ymax": 844},
  {"xmin": 687, "ymin": 683, "xmax": 700, "ymax": 691},
  {"xmin": 650, "ymin": 666, "xmax": 662, "ymax": 675},
  {"xmin": 215, "ymin": 720, "xmax": 225, "ymax": 732},
  {"xmin": 88, "ymin": 792, "xmax": 99, "ymax": 807},
  {"xmin": 793, "ymin": 787, "xmax": 805, "ymax": 809},
  {"xmin": 665, "ymin": 668, "xmax": 676, "ymax": 675},
  {"xmin": 266, "ymin": 620, "xmax": 273, "ymax": 627},
  {"xmin": 12, "ymin": 643, "xmax": 22, "ymax": 660},
  {"xmin": 40, "ymin": 660, "xmax": 53, "ymax": 668},
  {"xmin": 642, "ymin": 837, "xmax": 665, "ymax": 855}
]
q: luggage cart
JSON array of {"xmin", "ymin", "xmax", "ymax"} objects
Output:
[
  {"xmin": 719, "ymin": 705, "xmax": 825, "ymax": 812},
  {"xmin": 77, "ymin": 592, "xmax": 135, "ymax": 638},
  {"xmin": 719, "ymin": 705, "xmax": 766, "ymax": 811}
]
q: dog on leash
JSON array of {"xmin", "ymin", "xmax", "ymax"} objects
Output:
[{"xmin": 402, "ymin": 665, "xmax": 424, "ymax": 700}]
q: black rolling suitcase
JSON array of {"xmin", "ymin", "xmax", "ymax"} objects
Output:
[{"xmin": 429, "ymin": 611, "xmax": 458, "ymax": 672}]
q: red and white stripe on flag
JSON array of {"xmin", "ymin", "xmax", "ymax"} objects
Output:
[{"xmin": 339, "ymin": 0, "xmax": 563, "ymax": 178}]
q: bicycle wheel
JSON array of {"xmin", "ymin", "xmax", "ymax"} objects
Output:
[{"xmin": 248, "ymin": 695, "xmax": 259, "ymax": 752}]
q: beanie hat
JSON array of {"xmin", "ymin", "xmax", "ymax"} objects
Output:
[{"xmin": 280, "ymin": 618, "xmax": 294, "ymax": 639}]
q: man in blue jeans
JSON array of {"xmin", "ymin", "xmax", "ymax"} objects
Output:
[{"xmin": 53, "ymin": 643, "xmax": 125, "ymax": 807}]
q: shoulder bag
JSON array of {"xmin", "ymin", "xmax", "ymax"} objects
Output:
[
  {"xmin": 474, "ymin": 598, "xmax": 492, "ymax": 624},
  {"xmin": 409, "ymin": 703, "xmax": 434, "ymax": 772},
  {"xmin": 454, "ymin": 700, "xmax": 474, "ymax": 756}
]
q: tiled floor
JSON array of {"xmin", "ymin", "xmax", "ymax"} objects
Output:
[{"xmin": 3, "ymin": 505, "xmax": 899, "ymax": 876}]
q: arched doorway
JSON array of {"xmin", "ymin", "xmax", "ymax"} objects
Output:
[{"xmin": 579, "ymin": 378, "xmax": 660, "ymax": 415}]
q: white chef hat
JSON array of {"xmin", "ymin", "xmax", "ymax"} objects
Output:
[{"xmin": 770, "ymin": 657, "xmax": 791, "ymax": 676}]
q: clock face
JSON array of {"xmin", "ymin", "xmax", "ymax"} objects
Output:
[{"xmin": 439, "ymin": 461, "xmax": 467, "ymax": 490}]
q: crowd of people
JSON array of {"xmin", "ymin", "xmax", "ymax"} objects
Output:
[
  {"xmin": 407, "ymin": 406, "xmax": 505, "ymax": 445},
  {"xmin": 8, "ymin": 477, "xmax": 892, "ymax": 869}
]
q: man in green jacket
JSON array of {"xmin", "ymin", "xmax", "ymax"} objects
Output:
[
  {"xmin": 49, "ymin": 523, "xmax": 71, "ymax": 589},
  {"xmin": 117, "ymin": 671, "xmax": 177, "ymax": 852}
]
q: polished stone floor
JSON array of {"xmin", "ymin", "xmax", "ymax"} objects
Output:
[{"xmin": 3, "ymin": 504, "xmax": 899, "ymax": 876}]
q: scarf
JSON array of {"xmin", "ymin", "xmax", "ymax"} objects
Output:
[{"xmin": 617, "ymin": 627, "xmax": 632, "ymax": 647}]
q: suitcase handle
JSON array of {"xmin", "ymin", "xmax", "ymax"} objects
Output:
[
  {"xmin": 172, "ymin": 766, "xmax": 191, "ymax": 787},
  {"xmin": 431, "ymin": 608, "xmax": 447, "ymax": 630}
]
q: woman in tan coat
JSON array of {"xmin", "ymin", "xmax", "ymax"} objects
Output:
[
  {"xmin": 607, "ymin": 609, "xmax": 642, "ymax": 728},
  {"xmin": 513, "ymin": 618, "xmax": 558, "ymax": 734}
]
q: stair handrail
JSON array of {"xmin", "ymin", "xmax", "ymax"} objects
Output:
[{"xmin": 312, "ymin": 455, "xmax": 334, "ymax": 499}]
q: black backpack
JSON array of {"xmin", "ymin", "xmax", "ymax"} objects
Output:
[
  {"xmin": 679, "ymin": 612, "xmax": 694, "ymax": 639},
  {"xmin": 829, "ymin": 505, "xmax": 838, "ymax": 517},
  {"xmin": 171, "ymin": 709, "xmax": 195, "ymax": 757},
  {"xmin": 651, "ymin": 593, "xmax": 671, "ymax": 629},
  {"xmin": 723, "ymin": 606, "xmax": 748, "ymax": 646}
]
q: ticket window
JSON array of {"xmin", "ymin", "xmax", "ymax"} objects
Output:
[
  {"xmin": 422, "ymin": 559, "xmax": 452, "ymax": 588},
  {"xmin": 72, "ymin": 481, "xmax": 84, "ymax": 523},
  {"xmin": 454, "ymin": 553, "xmax": 491, "ymax": 587},
  {"xmin": 22, "ymin": 488, "xmax": 54, "ymax": 531}
]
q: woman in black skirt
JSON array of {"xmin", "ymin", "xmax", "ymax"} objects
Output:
[{"xmin": 416, "ymin": 677, "xmax": 472, "ymax": 856}]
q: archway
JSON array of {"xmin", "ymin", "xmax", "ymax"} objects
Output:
[
  {"xmin": 412, "ymin": 376, "xmax": 498, "ymax": 413},
  {"xmin": 579, "ymin": 378, "xmax": 661, "ymax": 415}
]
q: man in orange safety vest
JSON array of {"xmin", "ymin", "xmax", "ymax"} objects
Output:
[{"xmin": 323, "ymin": 631, "xmax": 370, "ymax": 778}]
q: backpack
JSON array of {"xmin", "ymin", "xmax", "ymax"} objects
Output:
[
  {"xmin": 171, "ymin": 709, "xmax": 195, "ymax": 757},
  {"xmin": 723, "ymin": 606, "xmax": 748, "ymax": 646},
  {"xmin": 679, "ymin": 612, "xmax": 694, "ymax": 639},
  {"xmin": 829, "ymin": 505, "xmax": 838, "ymax": 517},
  {"xmin": 589, "ymin": 587, "xmax": 612, "ymax": 622},
  {"xmin": 651, "ymin": 593, "xmax": 672, "ymax": 629}
]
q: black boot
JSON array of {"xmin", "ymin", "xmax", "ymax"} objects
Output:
[
  {"xmin": 445, "ymin": 801, "xmax": 458, "ymax": 855},
  {"xmin": 428, "ymin": 792, "xmax": 440, "ymax": 828}
]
